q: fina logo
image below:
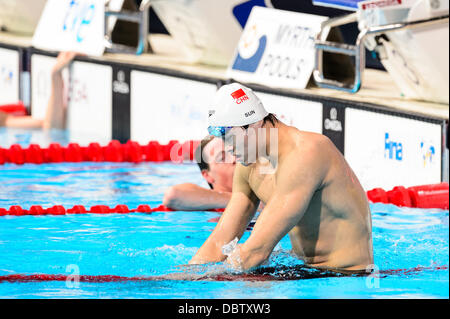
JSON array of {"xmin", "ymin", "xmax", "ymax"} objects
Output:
[
  {"xmin": 232, "ymin": 24, "xmax": 267, "ymax": 73},
  {"xmin": 384, "ymin": 132, "xmax": 403, "ymax": 161},
  {"xmin": 0, "ymin": 66, "xmax": 13, "ymax": 86},
  {"xmin": 230, "ymin": 0, "xmax": 273, "ymax": 73},
  {"xmin": 420, "ymin": 141, "xmax": 435, "ymax": 167}
]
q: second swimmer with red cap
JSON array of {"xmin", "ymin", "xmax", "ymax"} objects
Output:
[{"xmin": 189, "ymin": 83, "xmax": 374, "ymax": 273}]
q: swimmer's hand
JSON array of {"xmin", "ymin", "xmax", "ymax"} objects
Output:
[
  {"xmin": 224, "ymin": 248, "xmax": 243, "ymax": 271},
  {"xmin": 222, "ymin": 238, "xmax": 244, "ymax": 271},
  {"xmin": 52, "ymin": 52, "xmax": 85, "ymax": 75}
]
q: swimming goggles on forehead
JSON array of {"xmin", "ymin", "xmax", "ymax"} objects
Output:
[{"xmin": 207, "ymin": 126, "xmax": 233, "ymax": 138}]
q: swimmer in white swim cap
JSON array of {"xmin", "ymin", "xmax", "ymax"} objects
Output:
[{"xmin": 190, "ymin": 82, "xmax": 374, "ymax": 274}]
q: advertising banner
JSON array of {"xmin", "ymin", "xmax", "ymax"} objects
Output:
[
  {"xmin": 130, "ymin": 71, "xmax": 217, "ymax": 144},
  {"xmin": 255, "ymin": 91, "xmax": 323, "ymax": 134},
  {"xmin": 31, "ymin": 54, "xmax": 57, "ymax": 120},
  {"xmin": 345, "ymin": 108, "xmax": 442, "ymax": 190},
  {"xmin": 0, "ymin": 47, "xmax": 19, "ymax": 105},
  {"xmin": 227, "ymin": 6, "xmax": 327, "ymax": 89},
  {"xmin": 67, "ymin": 61, "xmax": 112, "ymax": 144}
]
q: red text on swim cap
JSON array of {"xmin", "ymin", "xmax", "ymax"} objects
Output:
[{"xmin": 231, "ymin": 89, "xmax": 249, "ymax": 104}]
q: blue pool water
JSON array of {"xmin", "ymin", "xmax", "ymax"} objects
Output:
[{"xmin": 0, "ymin": 129, "xmax": 448, "ymax": 299}]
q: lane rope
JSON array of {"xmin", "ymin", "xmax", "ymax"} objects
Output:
[
  {"xmin": 0, "ymin": 140, "xmax": 200, "ymax": 165},
  {"xmin": 0, "ymin": 204, "xmax": 225, "ymax": 216},
  {"xmin": 0, "ymin": 265, "xmax": 447, "ymax": 283},
  {"xmin": 0, "ymin": 182, "xmax": 447, "ymax": 216}
]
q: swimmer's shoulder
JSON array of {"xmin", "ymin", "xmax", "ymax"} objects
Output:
[
  {"xmin": 282, "ymin": 130, "xmax": 335, "ymax": 178},
  {"xmin": 288, "ymin": 129, "xmax": 333, "ymax": 156}
]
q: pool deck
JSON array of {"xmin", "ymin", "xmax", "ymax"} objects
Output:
[{"xmin": 1, "ymin": 31, "xmax": 448, "ymax": 121}]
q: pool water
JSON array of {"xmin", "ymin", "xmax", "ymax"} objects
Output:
[{"xmin": 0, "ymin": 129, "xmax": 448, "ymax": 299}]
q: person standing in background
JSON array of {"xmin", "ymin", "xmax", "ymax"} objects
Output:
[{"xmin": 0, "ymin": 51, "xmax": 80, "ymax": 129}]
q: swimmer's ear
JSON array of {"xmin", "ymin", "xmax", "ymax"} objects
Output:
[{"xmin": 201, "ymin": 169, "xmax": 214, "ymax": 186}]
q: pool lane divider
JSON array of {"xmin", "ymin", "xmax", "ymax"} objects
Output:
[
  {"xmin": 367, "ymin": 182, "xmax": 449, "ymax": 210},
  {"xmin": 0, "ymin": 204, "xmax": 225, "ymax": 216},
  {"xmin": 0, "ymin": 140, "xmax": 200, "ymax": 165},
  {"xmin": 0, "ymin": 183, "xmax": 448, "ymax": 216},
  {"xmin": 0, "ymin": 265, "xmax": 447, "ymax": 283}
]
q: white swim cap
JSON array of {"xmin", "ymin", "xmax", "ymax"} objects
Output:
[{"xmin": 208, "ymin": 83, "xmax": 268, "ymax": 128}]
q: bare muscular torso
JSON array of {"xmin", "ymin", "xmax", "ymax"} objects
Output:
[{"xmin": 246, "ymin": 127, "xmax": 374, "ymax": 272}]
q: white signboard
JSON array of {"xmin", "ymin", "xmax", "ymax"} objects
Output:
[
  {"xmin": 0, "ymin": 47, "xmax": 19, "ymax": 105},
  {"xmin": 67, "ymin": 61, "xmax": 112, "ymax": 144},
  {"xmin": 227, "ymin": 6, "xmax": 327, "ymax": 89},
  {"xmin": 345, "ymin": 108, "xmax": 442, "ymax": 190},
  {"xmin": 32, "ymin": 0, "xmax": 105, "ymax": 56},
  {"xmin": 130, "ymin": 71, "xmax": 217, "ymax": 144},
  {"xmin": 31, "ymin": 54, "xmax": 58, "ymax": 119},
  {"xmin": 255, "ymin": 91, "xmax": 323, "ymax": 133}
]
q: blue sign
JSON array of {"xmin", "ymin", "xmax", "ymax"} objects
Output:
[
  {"xmin": 62, "ymin": 0, "xmax": 96, "ymax": 43},
  {"xmin": 232, "ymin": 0, "xmax": 271, "ymax": 28},
  {"xmin": 231, "ymin": 35, "xmax": 267, "ymax": 73},
  {"xmin": 312, "ymin": 0, "xmax": 363, "ymax": 11}
]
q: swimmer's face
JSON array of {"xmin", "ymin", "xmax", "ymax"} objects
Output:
[
  {"xmin": 202, "ymin": 138, "xmax": 236, "ymax": 192},
  {"xmin": 223, "ymin": 123, "xmax": 261, "ymax": 166}
]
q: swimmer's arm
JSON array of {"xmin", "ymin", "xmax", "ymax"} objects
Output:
[
  {"xmin": 1, "ymin": 101, "xmax": 42, "ymax": 128},
  {"xmin": 4, "ymin": 115, "xmax": 44, "ymax": 129},
  {"xmin": 163, "ymin": 183, "xmax": 231, "ymax": 210},
  {"xmin": 43, "ymin": 52, "xmax": 80, "ymax": 130},
  {"xmin": 230, "ymin": 150, "xmax": 326, "ymax": 270},
  {"xmin": 189, "ymin": 165, "xmax": 259, "ymax": 264}
]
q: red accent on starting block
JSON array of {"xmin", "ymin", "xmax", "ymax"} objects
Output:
[{"xmin": 0, "ymin": 101, "xmax": 27, "ymax": 116}]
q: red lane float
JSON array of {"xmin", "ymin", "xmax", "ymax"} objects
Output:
[
  {"xmin": 367, "ymin": 183, "xmax": 449, "ymax": 210},
  {"xmin": 0, "ymin": 204, "xmax": 225, "ymax": 216},
  {"xmin": 0, "ymin": 140, "xmax": 201, "ymax": 165}
]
